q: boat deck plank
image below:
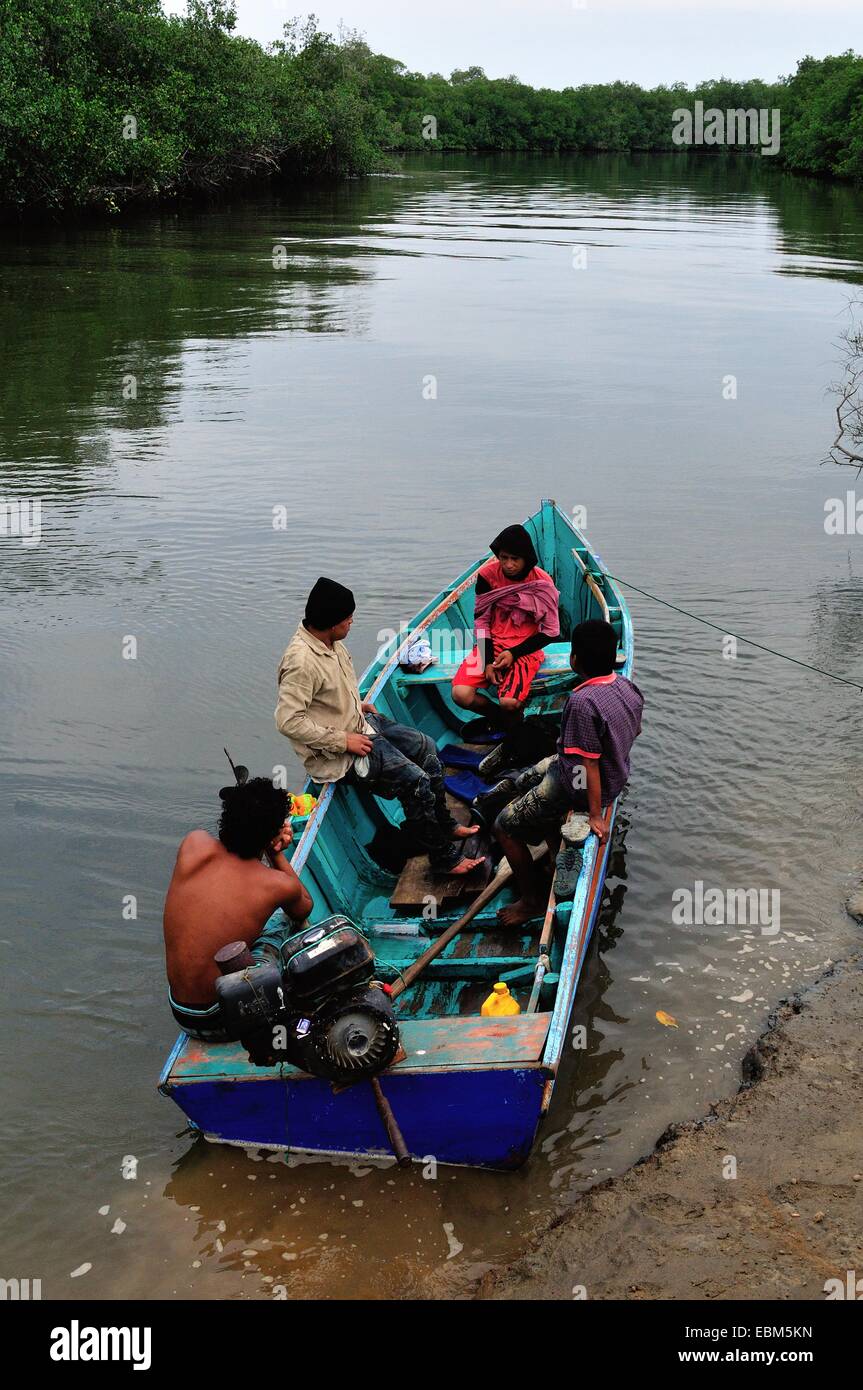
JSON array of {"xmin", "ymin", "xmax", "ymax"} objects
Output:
[{"xmin": 389, "ymin": 854, "xmax": 476, "ymax": 908}]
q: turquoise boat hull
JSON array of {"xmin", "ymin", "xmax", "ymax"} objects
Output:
[{"xmin": 159, "ymin": 500, "xmax": 634, "ymax": 1169}]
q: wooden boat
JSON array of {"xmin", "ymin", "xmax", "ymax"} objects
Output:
[{"xmin": 159, "ymin": 500, "xmax": 634, "ymax": 1169}]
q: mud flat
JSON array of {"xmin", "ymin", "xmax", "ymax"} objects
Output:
[{"xmin": 475, "ymin": 955, "xmax": 863, "ymax": 1301}]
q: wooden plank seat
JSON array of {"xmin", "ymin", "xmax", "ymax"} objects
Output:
[{"xmin": 394, "ymin": 640, "xmax": 625, "ymax": 689}]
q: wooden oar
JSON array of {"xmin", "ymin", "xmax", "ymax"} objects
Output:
[
  {"xmin": 223, "ymin": 748, "xmax": 412, "ymax": 1167},
  {"xmin": 389, "ymin": 846, "xmax": 546, "ymax": 1001},
  {"xmin": 389, "ymin": 861, "xmax": 513, "ymax": 1000}
]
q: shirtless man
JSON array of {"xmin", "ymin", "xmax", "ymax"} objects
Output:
[{"xmin": 163, "ymin": 777, "xmax": 314, "ymax": 1039}]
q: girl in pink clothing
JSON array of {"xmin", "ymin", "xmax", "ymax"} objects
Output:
[{"xmin": 452, "ymin": 524, "xmax": 560, "ymax": 727}]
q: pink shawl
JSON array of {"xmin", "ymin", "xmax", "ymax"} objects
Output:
[{"xmin": 474, "ymin": 575, "xmax": 561, "ymax": 647}]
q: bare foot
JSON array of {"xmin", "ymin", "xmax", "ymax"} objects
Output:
[
  {"xmin": 497, "ymin": 898, "xmax": 543, "ymax": 928},
  {"xmin": 448, "ymin": 854, "xmax": 487, "ymax": 877},
  {"xmin": 453, "ymin": 823, "xmax": 480, "ymax": 840}
]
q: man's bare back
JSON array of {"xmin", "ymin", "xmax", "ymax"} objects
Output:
[{"xmin": 163, "ymin": 828, "xmax": 312, "ymax": 1006}]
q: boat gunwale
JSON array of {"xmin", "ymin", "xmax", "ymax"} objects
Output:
[
  {"xmin": 541, "ymin": 515, "xmax": 634, "ymax": 1068},
  {"xmin": 158, "ymin": 1030, "xmax": 190, "ymax": 1092}
]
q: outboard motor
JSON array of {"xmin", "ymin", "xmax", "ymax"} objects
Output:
[{"xmin": 215, "ymin": 916, "xmax": 400, "ymax": 1084}]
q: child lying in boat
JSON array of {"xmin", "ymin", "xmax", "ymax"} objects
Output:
[
  {"xmin": 163, "ymin": 779, "xmax": 313, "ymax": 1040},
  {"xmin": 488, "ymin": 619, "xmax": 643, "ymax": 928},
  {"xmin": 452, "ymin": 524, "xmax": 560, "ymax": 729}
]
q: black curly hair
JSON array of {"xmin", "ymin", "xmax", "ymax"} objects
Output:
[{"xmin": 218, "ymin": 777, "xmax": 289, "ymax": 859}]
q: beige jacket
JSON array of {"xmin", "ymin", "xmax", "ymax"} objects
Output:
[{"xmin": 275, "ymin": 624, "xmax": 366, "ymax": 782}]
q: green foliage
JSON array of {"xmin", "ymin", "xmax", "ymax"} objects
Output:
[
  {"xmin": 375, "ymin": 53, "xmax": 863, "ymax": 184},
  {"xmin": 0, "ymin": 2, "xmax": 388, "ymax": 211},
  {"xmin": 0, "ymin": 4, "xmax": 861, "ymax": 216},
  {"xmin": 779, "ymin": 52, "xmax": 863, "ymax": 181}
]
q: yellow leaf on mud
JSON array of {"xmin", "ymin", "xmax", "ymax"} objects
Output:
[{"xmin": 655, "ymin": 1010, "xmax": 678, "ymax": 1028}]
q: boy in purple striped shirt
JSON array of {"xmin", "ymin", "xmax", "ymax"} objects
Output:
[{"xmin": 494, "ymin": 619, "xmax": 643, "ymax": 928}]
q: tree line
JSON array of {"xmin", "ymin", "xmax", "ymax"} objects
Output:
[{"xmin": 1, "ymin": 2, "xmax": 861, "ymax": 215}]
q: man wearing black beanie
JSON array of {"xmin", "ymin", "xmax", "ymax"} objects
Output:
[
  {"xmin": 276, "ymin": 578, "xmax": 484, "ymax": 876},
  {"xmin": 304, "ymin": 576, "xmax": 357, "ymax": 631}
]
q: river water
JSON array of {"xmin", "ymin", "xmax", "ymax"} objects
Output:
[{"xmin": 1, "ymin": 153, "xmax": 861, "ymax": 1300}]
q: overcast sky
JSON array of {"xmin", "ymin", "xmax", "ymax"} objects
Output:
[{"xmin": 168, "ymin": 0, "xmax": 862, "ymax": 88}]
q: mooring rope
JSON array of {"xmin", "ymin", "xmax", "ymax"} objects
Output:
[{"xmin": 602, "ymin": 572, "xmax": 863, "ymax": 694}]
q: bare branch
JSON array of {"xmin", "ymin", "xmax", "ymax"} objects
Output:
[{"xmin": 826, "ymin": 298, "xmax": 863, "ymax": 469}]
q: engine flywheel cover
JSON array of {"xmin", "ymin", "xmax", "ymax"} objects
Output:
[{"xmin": 314, "ymin": 1003, "xmax": 399, "ymax": 1079}]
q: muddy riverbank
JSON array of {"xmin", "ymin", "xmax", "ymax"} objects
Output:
[{"xmin": 474, "ymin": 953, "xmax": 863, "ymax": 1301}]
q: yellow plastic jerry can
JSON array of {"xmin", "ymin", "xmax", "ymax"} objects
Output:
[{"xmin": 481, "ymin": 981, "xmax": 521, "ymax": 1017}]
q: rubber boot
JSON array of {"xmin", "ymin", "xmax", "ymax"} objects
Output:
[{"xmin": 471, "ymin": 777, "xmax": 518, "ymax": 832}]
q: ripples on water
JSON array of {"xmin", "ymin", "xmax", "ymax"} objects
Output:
[{"xmin": 1, "ymin": 154, "xmax": 861, "ymax": 1298}]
